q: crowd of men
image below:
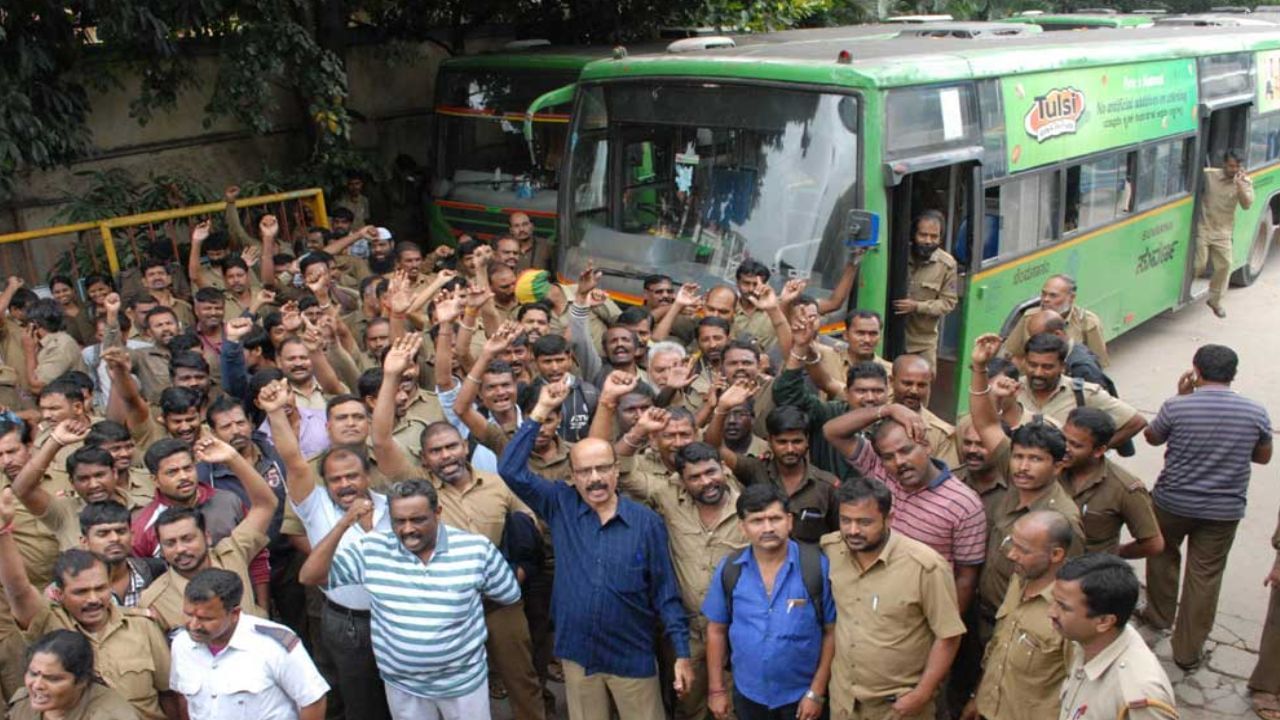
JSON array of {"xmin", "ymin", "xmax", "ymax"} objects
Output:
[{"xmin": 0, "ymin": 174, "xmax": 1273, "ymax": 720}]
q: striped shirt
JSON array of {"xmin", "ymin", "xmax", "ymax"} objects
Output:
[
  {"xmin": 848, "ymin": 438, "xmax": 988, "ymax": 566},
  {"xmin": 329, "ymin": 523, "xmax": 520, "ymax": 699},
  {"xmin": 1148, "ymin": 385, "xmax": 1271, "ymax": 521}
]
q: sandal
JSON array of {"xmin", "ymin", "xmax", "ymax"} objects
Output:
[
  {"xmin": 489, "ymin": 677, "xmax": 508, "ymax": 701},
  {"xmin": 1254, "ymin": 691, "xmax": 1280, "ymax": 720}
]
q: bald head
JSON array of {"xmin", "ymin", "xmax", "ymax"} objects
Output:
[
  {"xmin": 892, "ymin": 354, "xmax": 932, "ymax": 379},
  {"xmin": 1040, "ymin": 275, "xmax": 1076, "ymax": 315},
  {"xmin": 891, "ymin": 354, "xmax": 933, "ymax": 412},
  {"xmin": 569, "ymin": 438, "xmax": 619, "ymax": 510},
  {"xmin": 704, "ymin": 286, "xmax": 738, "ymax": 322},
  {"xmin": 1017, "ymin": 510, "xmax": 1075, "ymax": 553},
  {"xmin": 1028, "ymin": 308, "xmax": 1067, "ymax": 338}
]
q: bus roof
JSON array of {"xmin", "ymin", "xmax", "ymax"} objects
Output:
[
  {"xmin": 998, "ymin": 13, "xmax": 1155, "ymax": 27},
  {"xmin": 579, "ymin": 25, "xmax": 1280, "ymax": 89}
]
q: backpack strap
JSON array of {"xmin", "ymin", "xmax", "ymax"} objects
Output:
[
  {"xmin": 1071, "ymin": 376, "xmax": 1087, "ymax": 409},
  {"xmin": 720, "ymin": 547, "xmax": 749, "ymax": 624},
  {"xmin": 797, "ymin": 542, "xmax": 827, "ymax": 625}
]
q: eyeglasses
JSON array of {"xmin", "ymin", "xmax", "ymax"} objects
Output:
[{"xmin": 572, "ymin": 464, "xmax": 618, "ymax": 480}]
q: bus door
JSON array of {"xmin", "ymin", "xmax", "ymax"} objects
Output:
[
  {"xmin": 1187, "ymin": 53, "xmax": 1254, "ymax": 301},
  {"xmin": 886, "ymin": 160, "xmax": 981, "ymax": 418}
]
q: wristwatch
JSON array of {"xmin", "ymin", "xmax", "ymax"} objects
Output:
[{"xmin": 804, "ymin": 690, "xmax": 825, "ymax": 704}]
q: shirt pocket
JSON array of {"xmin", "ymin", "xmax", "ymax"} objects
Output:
[
  {"xmin": 1012, "ymin": 629, "xmax": 1063, "ymax": 679},
  {"xmin": 170, "ymin": 668, "xmax": 206, "ymax": 717},
  {"xmin": 916, "ymin": 277, "xmax": 944, "ymax": 300},
  {"xmin": 209, "ymin": 667, "xmax": 277, "ymax": 720},
  {"xmin": 776, "ymin": 594, "xmax": 822, "ymax": 642},
  {"xmin": 103, "ymin": 654, "xmax": 158, "ymax": 705}
]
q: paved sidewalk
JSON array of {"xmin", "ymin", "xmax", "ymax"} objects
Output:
[{"xmin": 1136, "ymin": 609, "xmax": 1265, "ymax": 719}]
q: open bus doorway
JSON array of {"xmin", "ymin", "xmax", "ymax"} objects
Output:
[
  {"xmin": 1187, "ymin": 104, "xmax": 1249, "ymax": 300},
  {"xmin": 886, "ymin": 161, "xmax": 979, "ymax": 420}
]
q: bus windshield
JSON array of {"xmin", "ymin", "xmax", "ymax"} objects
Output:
[
  {"xmin": 563, "ymin": 81, "xmax": 860, "ymax": 298},
  {"xmin": 434, "ymin": 67, "xmax": 579, "ymax": 210}
]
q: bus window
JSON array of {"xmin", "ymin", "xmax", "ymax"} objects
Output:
[
  {"xmin": 886, "ymin": 85, "xmax": 979, "ymax": 155},
  {"xmin": 986, "ymin": 171, "xmax": 1058, "ymax": 264},
  {"xmin": 1064, "ymin": 153, "xmax": 1129, "ymax": 233},
  {"xmin": 1249, "ymin": 113, "xmax": 1280, "ymax": 168},
  {"xmin": 1137, "ymin": 138, "xmax": 1192, "ymax": 208}
]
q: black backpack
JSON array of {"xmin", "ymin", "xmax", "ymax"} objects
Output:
[
  {"xmin": 720, "ymin": 542, "xmax": 827, "ymax": 629},
  {"xmin": 1070, "ymin": 376, "xmax": 1136, "ymax": 457}
]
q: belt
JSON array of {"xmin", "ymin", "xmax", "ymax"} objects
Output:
[{"xmin": 325, "ymin": 598, "xmax": 371, "ymax": 618}]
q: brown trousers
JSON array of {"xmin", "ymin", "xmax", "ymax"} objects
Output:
[
  {"xmin": 1195, "ymin": 239, "xmax": 1233, "ymax": 306},
  {"xmin": 1250, "ymin": 580, "xmax": 1280, "ymax": 694},
  {"xmin": 1144, "ymin": 506, "xmax": 1240, "ymax": 666},
  {"xmin": 486, "ymin": 600, "xmax": 546, "ymax": 720},
  {"xmin": 836, "ymin": 695, "xmax": 936, "ymax": 720},
  {"xmin": 562, "ymin": 659, "xmax": 665, "ymax": 720}
]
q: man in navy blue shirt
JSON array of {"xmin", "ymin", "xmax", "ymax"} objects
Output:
[
  {"xmin": 703, "ymin": 484, "xmax": 836, "ymax": 720},
  {"xmin": 499, "ymin": 381, "xmax": 694, "ymax": 720}
]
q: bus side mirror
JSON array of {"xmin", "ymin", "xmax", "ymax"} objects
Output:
[{"xmin": 843, "ymin": 210, "xmax": 880, "ymax": 248}]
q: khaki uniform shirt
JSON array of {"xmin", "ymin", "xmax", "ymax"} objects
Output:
[
  {"xmin": 9, "ymin": 681, "xmax": 138, "ymax": 720},
  {"xmin": 0, "ymin": 317, "xmax": 31, "ymax": 394},
  {"xmin": 0, "ymin": 474, "xmax": 62, "ymax": 640},
  {"xmin": 289, "ymin": 378, "xmax": 328, "ymax": 411},
  {"xmin": 138, "ymin": 522, "xmax": 269, "ymax": 631},
  {"xmin": 1003, "ymin": 305, "xmax": 1110, "ymax": 367},
  {"xmin": 1016, "ymin": 376, "xmax": 1136, "ymax": 431},
  {"xmin": 35, "ymin": 332, "xmax": 89, "ymax": 385},
  {"xmin": 25, "ymin": 603, "xmax": 170, "ymax": 720},
  {"xmin": 922, "ymin": 407, "xmax": 960, "ymax": 470},
  {"xmin": 429, "ymin": 467, "xmax": 532, "ymax": 547},
  {"xmin": 976, "ymin": 575, "xmax": 1073, "ymax": 720},
  {"xmin": 955, "ymin": 464, "xmax": 1010, "ymax": 536},
  {"xmin": 731, "ymin": 307, "xmax": 778, "ymax": 352},
  {"xmin": 815, "ymin": 344, "xmax": 893, "ymax": 397},
  {"xmin": 821, "ymin": 530, "xmax": 966, "ymax": 710},
  {"xmin": 476, "ymin": 424, "xmax": 573, "ymax": 483},
  {"xmin": 979, "ymin": 452, "xmax": 1084, "ymax": 610},
  {"xmin": 618, "ymin": 461, "xmax": 747, "ymax": 617},
  {"xmin": 903, "ymin": 249, "xmax": 958, "ymax": 354},
  {"xmin": 1197, "ymin": 167, "xmax": 1254, "ymax": 243},
  {"xmin": 1062, "ymin": 458, "xmax": 1161, "ymax": 555},
  {"xmin": 128, "ymin": 344, "xmax": 173, "ymax": 405},
  {"xmin": 1059, "ymin": 625, "xmax": 1178, "ymax": 720},
  {"xmin": 732, "ymin": 455, "xmax": 839, "ymax": 544},
  {"xmin": 128, "ymin": 466, "xmax": 156, "ymax": 507}
]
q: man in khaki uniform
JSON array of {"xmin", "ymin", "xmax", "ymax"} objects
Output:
[
  {"xmin": 370, "ymin": 341, "xmax": 547, "ymax": 720},
  {"xmin": 954, "ymin": 417, "xmax": 1008, "ymax": 526},
  {"xmin": 1249, "ymin": 507, "xmax": 1280, "ymax": 718},
  {"xmin": 23, "ymin": 299, "xmax": 89, "ymax": 394},
  {"xmin": 963, "ymin": 511, "xmax": 1074, "ymax": 720},
  {"xmin": 1016, "ymin": 334, "xmax": 1146, "ymax": 449},
  {"xmin": 822, "ymin": 476, "xmax": 965, "ymax": 720},
  {"xmin": 13, "ymin": 436, "xmax": 138, "ymax": 551},
  {"xmin": 814, "ymin": 310, "xmax": 895, "ymax": 398},
  {"xmin": 893, "ymin": 211, "xmax": 957, "ymax": 370},
  {"xmin": 1195, "ymin": 151, "xmax": 1253, "ymax": 317},
  {"xmin": 731, "ymin": 260, "xmax": 786, "ymax": 352},
  {"xmin": 619, "ymin": 441, "xmax": 746, "ymax": 720},
  {"xmin": 891, "ymin": 355, "xmax": 960, "ymax": 468},
  {"xmin": 105, "ymin": 296, "xmax": 178, "ymax": 405},
  {"xmin": 1059, "ymin": 408, "xmax": 1163, "ymax": 557},
  {"xmin": 1052, "ymin": 554, "xmax": 1177, "ymax": 720},
  {"xmin": 0, "ymin": 500, "xmax": 176, "ymax": 720},
  {"xmin": 137, "ymin": 434, "xmax": 278, "ymax": 631},
  {"xmin": 1002, "ymin": 274, "xmax": 1110, "ymax": 366}
]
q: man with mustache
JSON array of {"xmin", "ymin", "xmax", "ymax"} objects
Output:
[
  {"xmin": 822, "ymin": 476, "xmax": 965, "ymax": 720},
  {"xmin": 616, "ymin": 404, "xmax": 699, "ymax": 484},
  {"xmin": 85, "ymin": 419, "xmax": 156, "ymax": 508},
  {"xmin": 821, "ymin": 411, "xmax": 986, "ymax": 615},
  {"xmin": 204, "ymin": 394, "xmax": 292, "ymax": 621},
  {"xmin": 1052, "ymin": 555, "xmax": 1177, "ymax": 720},
  {"xmin": 961, "ymin": 511, "xmax": 1074, "ymax": 720},
  {"xmin": 713, "ymin": 402, "xmax": 839, "ymax": 545},
  {"xmin": 106, "ymin": 294, "xmax": 183, "ymax": 404},
  {"xmin": 260, "ymin": 378, "xmax": 393, "ymax": 720},
  {"xmin": 371, "ymin": 334, "xmax": 547, "ymax": 720},
  {"xmin": 811, "ymin": 309, "xmax": 895, "ymax": 397},
  {"xmin": 171, "ymin": 569, "xmax": 329, "ymax": 720},
  {"xmin": 300, "ymin": 477, "xmax": 520, "ymax": 719},
  {"xmin": 1058, "ymin": 408, "xmax": 1163, "ymax": 558},
  {"xmin": 968, "ymin": 334, "xmax": 1084, "ymax": 647},
  {"xmin": 643, "ymin": 274, "xmax": 696, "ymax": 345},
  {"xmin": 617, "ymin": 435, "xmax": 747, "ymax": 720},
  {"xmin": 703, "ymin": 484, "xmax": 835, "ymax": 720},
  {"xmin": 570, "ymin": 265, "xmax": 650, "ymax": 389},
  {"xmin": 730, "ymin": 260, "xmax": 787, "ymax": 353},
  {"xmin": 499, "ymin": 382, "xmax": 694, "ymax": 720},
  {"xmin": 33, "ymin": 379, "xmax": 94, "ymax": 488},
  {"xmin": 0, "ymin": 491, "xmax": 179, "ymax": 720},
  {"xmin": 80, "ymin": 501, "xmax": 166, "ymax": 606},
  {"xmin": 134, "ymin": 433, "xmax": 278, "ymax": 631},
  {"xmin": 1001, "ymin": 274, "xmax": 1109, "ymax": 366},
  {"xmin": 893, "ymin": 210, "xmax": 957, "ymax": 370},
  {"xmin": 102, "ymin": 345, "xmax": 205, "ymax": 450},
  {"xmin": 1015, "ymin": 334, "xmax": 1145, "ymax": 450},
  {"xmin": 890, "ymin": 354, "xmax": 959, "ymax": 468},
  {"xmin": 530, "ymin": 333, "xmax": 599, "ymax": 443},
  {"xmin": 954, "ymin": 417, "xmax": 1008, "ymax": 526}
]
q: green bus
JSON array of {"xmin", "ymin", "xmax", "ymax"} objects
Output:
[
  {"xmin": 556, "ymin": 25, "xmax": 1280, "ymax": 416},
  {"xmin": 999, "ymin": 13, "xmax": 1157, "ymax": 30},
  {"xmin": 429, "ymin": 48, "xmax": 600, "ymax": 246}
]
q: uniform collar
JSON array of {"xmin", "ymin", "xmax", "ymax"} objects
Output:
[{"xmin": 1082, "ymin": 625, "xmax": 1142, "ymax": 681}]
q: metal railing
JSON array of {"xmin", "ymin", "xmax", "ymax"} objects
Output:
[{"xmin": 0, "ymin": 188, "xmax": 328, "ymax": 282}]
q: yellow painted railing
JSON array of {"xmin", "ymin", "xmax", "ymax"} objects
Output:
[{"xmin": 0, "ymin": 188, "xmax": 328, "ymax": 277}]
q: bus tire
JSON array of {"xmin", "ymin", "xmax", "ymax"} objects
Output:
[{"xmin": 1230, "ymin": 212, "xmax": 1275, "ymax": 287}]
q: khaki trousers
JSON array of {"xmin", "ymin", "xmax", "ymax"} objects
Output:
[
  {"xmin": 563, "ymin": 659, "xmax": 665, "ymax": 720},
  {"xmin": 485, "ymin": 601, "xmax": 546, "ymax": 720},
  {"xmin": 1194, "ymin": 239, "xmax": 1232, "ymax": 306},
  {"xmin": 836, "ymin": 694, "xmax": 936, "ymax": 720},
  {"xmin": 1250, "ymin": 580, "xmax": 1280, "ymax": 694},
  {"xmin": 1144, "ymin": 506, "xmax": 1240, "ymax": 666}
]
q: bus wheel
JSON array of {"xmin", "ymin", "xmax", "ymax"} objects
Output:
[{"xmin": 1230, "ymin": 214, "xmax": 1274, "ymax": 287}]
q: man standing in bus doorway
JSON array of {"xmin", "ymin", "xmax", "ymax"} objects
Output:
[
  {"xmin": 1196, "ymin": 150, "xmax": 1253, "ymax": 318},
  {"xmin": 894, "ymin": 210, "xmax": 957, "ymax": 371}
]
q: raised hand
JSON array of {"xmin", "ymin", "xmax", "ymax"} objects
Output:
[
  {"xmin": 634, "ymin": 407, "xmax": 672, "ymax": 437},
  {"xmin": 716, "ymin": 378, "xmax": 758, "ymax": 409},
  {"xmin": 464, "ymin": 284, "xmax": 494, "ymax": 310},
  {"xmin": 432, "ymin": 245, "xmax": 455, "ymax": 261},
  {"xmin": 752, "ymin": 285, "xmax": 780, "ymax": 312},
  {"xmin": 50, "ymin": 418, "xmax": 91, "ymax": 447},
  {"xmin": 340, "ymin": 497, "xmax": 374, "ymax": 529},
  {"xmin": 383, "ymin": 334, "xmax": 423, "ymax": 376},
  {"xmin": 790, "ymin": 313, "xmax": 817, "ymax": 352},
  {"xmin": 674, "ymin": 283, "xmax": 701, "ymax": 308},
  {"xmin": 536, "ymin": 380, "xmax": 569, "ymax": 414},
  {"xmin": 102, "ymin": 292, "xmax": 122, "ymax": 317},
  {"xmin": 482, "ymin": 321, "xmax": 520, "ymax": 356},
  {"xmin": 434, "ymin": 293, "xmax": 464, "ymax": 325},
  {"xmin": 223, "ymin": 185, "xmax": 241, "ymax": 203},
  {"xmin": 280, "ymin": 303, "xmax": 303, "ymax": 334},
  {"xmin": 666, "ymin": 356, "xmax": 700, "ymax": 390},
  {"xmin": 259, "ymin": 214, "xmax": 279, "ymax": 240},
  {"xmin": 254, "ymin": 287, "xmax": 277, "ymax": 308},
  {"xmin": 575, "ymin": 262, "xmax": 601, "ymax": 302},
  {"xmin": 600, "ymin": 371, "xmax": 639, "ymax": 404},
  {"xmin": 101, "ymin": 346, "xmax": 131, "ymax": 375},
  {"xmin": 5, "ymin": 277, "xmax": 23, "ymax": 293},
  {"xmin": 256, "ymin": 378, "xmax": 291, "ymax": 414},
  {"xmin": 191, "ymin": 220, "xmax": 212, "ymax": 245},
  {"xmin": 240, "ymin": 245, "xmax": 261, "ymax": 268},
  {"xmin": 780, "ymin": 277, "xmax": 807, "ymax": 307},
  {"xmin": 991, "ymin": 375, "xmax": 1021, "ymax": 403},
  {"xmin": 971, "ymin": 332, "xmax": 1002, "ymax": 368},
  {"xmin": 193, "ymin": 433, "xmax": 238, "ymax": 465}
]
